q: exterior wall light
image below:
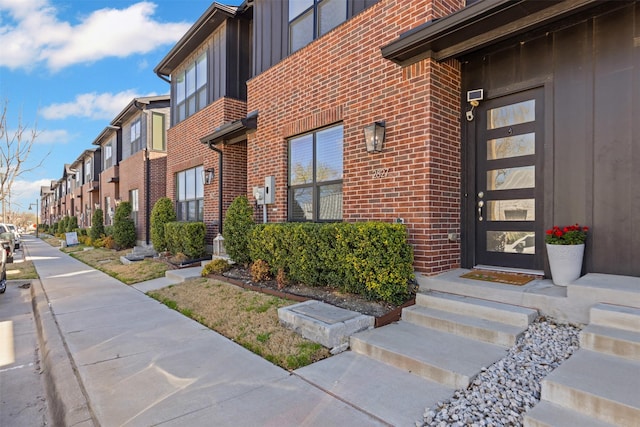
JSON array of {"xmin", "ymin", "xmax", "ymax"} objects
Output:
[
  {"xmin": 203, "ymin": 168, "xmax": 215, "ymax": 185},
  {"xmin": 363, "ymin": 121, "xmax": 386, "ymax": 153}
]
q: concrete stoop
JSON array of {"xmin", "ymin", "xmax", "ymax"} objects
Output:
[
  {"xmin": 349, "ymin": 291, "xmax": 538, "ymax": 389},
  {"xmin": 525, "ymin": 303, "xmax": 640, "ymax": 427}
]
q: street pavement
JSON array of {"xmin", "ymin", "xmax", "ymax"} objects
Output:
[
  {"xmin": 23, "ymin": 236, "xmax": 392, "ymax": 427},
  {"xmin": 0, "ymin": 247, "xmax": 48, "ymax": 426}
]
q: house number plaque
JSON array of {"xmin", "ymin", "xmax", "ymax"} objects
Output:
[{"xmin": 372, "ymin": 168, "xmax": 390, "ymax": 178}]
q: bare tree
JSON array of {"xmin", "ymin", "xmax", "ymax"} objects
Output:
[{"xmin": 0, "ymin": 99, "xmax": 49, "ymax": 206}]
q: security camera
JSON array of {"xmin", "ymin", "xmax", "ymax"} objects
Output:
[{"xmin": 466, "ymin": 110, "xmax": 474, "ymax": 121}]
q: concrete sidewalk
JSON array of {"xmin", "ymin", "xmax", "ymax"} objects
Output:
[{"xmin": 24, "ymin": 236, "xmax": 392, "ymax": 426}]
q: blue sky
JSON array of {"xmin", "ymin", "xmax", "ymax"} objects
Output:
[{"xmin": 0, "ymin": 0, "xmax": 242, "ymax": 214}]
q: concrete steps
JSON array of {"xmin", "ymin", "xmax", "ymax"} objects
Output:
[
  {"xmin": 350, "ymin": 322, "xmax": 509, "ymax": 389},
  {"xmin": 525, "ymin": 303, "xmax": 640, "ymax": 427},
  {"xmin": 415, "ymin": 291, "xmax": 538, "ymax": 328},
  {"xmin": 536, "ymin": 351, "xmax": 640, "ymax": 426},
  {"xmin": 349, "ymin": 291, "xmax": 537, "ymax": 389}
]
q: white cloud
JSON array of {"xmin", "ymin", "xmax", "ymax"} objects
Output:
[
  {"xmin": 4, "ymin": 177, "xmax": 50, "ymax": 212},
  {"xmin": 36, "ymin": 128, "xmax": 71, "ymax": 144},
  {"xmin": 40, "ymin": 89, "xmax": 157, "ymax": 120},
  {"xmin": 0, "ymin": 1, "xmax": 191, "ymax": 71}
]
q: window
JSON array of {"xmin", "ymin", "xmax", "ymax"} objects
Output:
[
  {"xmin": 85, "ymin": 158, "xmax": 92, "ymax": 183},
  {"xmin": 104, "ymin": 140, "xmax": 113, "ymax": 169},
  {"xmin": 175, "ymin": 53, "xmax": 207, "ymax": 123},
  {"xmin": 130, "ymin": 189, "xmax": 139, "ymax": 227},
  {"xmin": 289, "ymin": 0, "xmax": 346, "ymax": 53},
  {"xmin": 130, "ymin": 118, "xmax": 141, "ymax": 153},
  {"xmin": 288, "ymin": 124, "xmax": 343, "ymax": 221},
  {"xmin": 105, "ymin": 196, "xmax": 112, "ymax": 226},
  {"xmin": 151, "ymin": 113, "xmax": 166, "ymax": 151},
  {"xmin": 176, "ymin": 166, "xmax": 204, "ymax": 221}
]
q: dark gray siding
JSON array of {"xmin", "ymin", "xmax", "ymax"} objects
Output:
[
  {"xmin": 462, "ymin": 3, "xmax": 640, "ymax": 276},
  {"xmin": 252, "ymin": 0, "xmax": 380, "ymax": 76}
]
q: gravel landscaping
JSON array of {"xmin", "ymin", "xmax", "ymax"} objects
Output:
[{"xmin": 421, "ymin": 318, "xmax": 581, "ymax": 427}]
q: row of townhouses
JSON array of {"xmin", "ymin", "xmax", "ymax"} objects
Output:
[{"xmin": 41, "ymin": 0, "xmax": 640, "ymax": 281}]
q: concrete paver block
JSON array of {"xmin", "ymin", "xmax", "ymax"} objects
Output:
[{"xmin": 278, "ymin": 300, "xmax": 374, "ymax": 352}]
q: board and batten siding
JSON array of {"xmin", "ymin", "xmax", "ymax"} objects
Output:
[{"xmin": 462, "ymin": 3, "xmax": 640, "ymax": 276}]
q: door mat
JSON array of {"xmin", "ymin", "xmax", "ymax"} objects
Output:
[{"xmin": 460, "ymin": 270, "xmax": 536, "ymax": 286}]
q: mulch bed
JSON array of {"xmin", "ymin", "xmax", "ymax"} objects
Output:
[{"xmin": 207, "ymin": 266, "xmax": 415, "ymax": 327}]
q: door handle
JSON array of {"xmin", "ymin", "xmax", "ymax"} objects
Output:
[{"xmin": 477, "ymin": 200, "xmax": 484, "ymax": 221}]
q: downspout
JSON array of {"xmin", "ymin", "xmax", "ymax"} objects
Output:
[
  {"xmin": 207, "ymin": 142, "xmax": 224, "ymax": 234},
  {"xmin": 145, "ymin": 148, "xmax": 151, "ymax": 245}
]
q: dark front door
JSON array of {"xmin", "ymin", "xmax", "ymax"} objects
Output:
[{"xmin": 474, "ymin": 88, "xmax": 544, "ymax": 270}]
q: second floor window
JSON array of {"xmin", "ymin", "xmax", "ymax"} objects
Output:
[
  {"xmin": 130, "ymin": 119, "xmax": 141, "ymax": 153},
  {"xmin": 176, "ymin": 166, "xmax": 204, "ymax": 222},
  {"xmin": 104, "ymin": 141, "xmax": 113, "ymax": 169},
  {"xmin": 175, "ymin": 53, "xmax": 207, "ymax": 123},
  {"xmin": 85, "ymin": 158, "xmax": 92, "ymax": 183},
  {"xmin": 289, "ymin": 0, "xmax": 346, "ymax": 53}
]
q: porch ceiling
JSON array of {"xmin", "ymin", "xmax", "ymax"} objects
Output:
[{"xmin": 381, "ymin": 0, "xmax": 617, "ymax": 65}]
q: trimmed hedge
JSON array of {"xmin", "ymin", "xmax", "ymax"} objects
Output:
[
  {"xmin": 222, "ymin": 195, "xmax": 254, "ymax": 266},
  {"xmin": 165, "ymin": 221, "xmax": 206, "ymax": 259},
  {"xmin": 113, "ymin": 201, "xmax": 136, "ymax": 249},
  {"xmin": 248, "ymin": 222, "xmax": 414, "ymax": 304},
  {"xmin": 150, "ymin": 197, "xmax": 176, "ymax": 252}
]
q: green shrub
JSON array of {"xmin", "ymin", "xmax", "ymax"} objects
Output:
[
  {"xmin": 248, "ymin": 222, "xmax": 413, "ymax": 304},
  {"xmin": 165, "ymin": 221, "xmax": 206, "ymax": 259},
  {"xmin": 90, "ymin": 209, "xmax": 105, "ymax": 241},
  {"xmin": 57, "ymin": 217, "xmax": 67, "ymax": 234},
  {"xmin": 201, "ymin": 259, "xmax": 231, "ymax": 276},
  {"xmin": 113, "ymin": 201, "xmax": 136, "ymax": 249},
  {"xmin": 222, "ymin": 196, "xmax": 254, "ymax": 266},
  {"xmin": 67, "ymin": 216, "xmax": 78, "ymax": 232},
  {"xmin": 150, "ymin": 197, "xmax": 176, "ymax": 252}
]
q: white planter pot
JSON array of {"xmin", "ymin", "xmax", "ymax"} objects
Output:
[{"xmin": 546, "ymin": 243, "xmax": 585, "ymax": 286}]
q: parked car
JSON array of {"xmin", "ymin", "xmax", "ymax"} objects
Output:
[
  {"xmin": 5, "ymin": 223, "xmax": 20, "ymax": 249},
  {"xmin": 0, "ymin": 249, "xmax": 6, "ymax": 293},
  {"xmin": 0, "ymin": 224, "xmax": 15, "ymax": 263}
]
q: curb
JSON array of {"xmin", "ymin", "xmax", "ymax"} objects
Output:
[{"xmin": 29, "ymin": 252, "xmax": 98, "ymax": 426}]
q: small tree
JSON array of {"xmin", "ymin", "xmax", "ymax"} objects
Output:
[
  {"xmin": 113, "ymin": 201, "xmax": 136, "ymax": 249},
  {"xmin": 90, "ymin": 209, "xmax": 105, "ymax": 241},
  {"xmin": 67, "ymin": 216, "xmax": 78, "ymax": 232},
  {"xmin": 223, "ymin": 195, "xmax": 254, "ymax": 265},
  {"xmin": 150, "ymin": 197, "xmax": 176, "ymax": 252},
  {"xmin": 57, "ymin": 217, "xmax": 68, "ymax": 235}
]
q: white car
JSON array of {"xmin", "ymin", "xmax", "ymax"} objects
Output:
[{"xmin": 1, "ymin": 223, "xmax": 20, "ymax": 250}]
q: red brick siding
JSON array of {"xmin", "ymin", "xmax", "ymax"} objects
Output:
[
  {"xmin": 167, "ymin": 96, "xmax": 247, "ymax": 242},
  {"xmin": 99, "ymin": 165, "xmax": 119, "ymax": 226},
  {"xmin": 246, "ymin": 0, "xmax": 464, "ymax": 275}
]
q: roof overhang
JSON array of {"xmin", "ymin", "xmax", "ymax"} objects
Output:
[
  {"xmin": 200, "ymin": 111, "xmax": 258, "ymax": 146},
  {"xmin": 381, "ymin": 0, "xmax": 618, "ymax": 65},
  {"xmin": 110, "ymin": 95, "xmax": 171, "ymax": 126},
  {"xmin": 154, "ymin": 3, "xmax": 237, "ymax": 77}
]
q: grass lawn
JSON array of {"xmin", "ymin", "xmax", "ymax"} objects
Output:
[
  {"xmin": 149, "ymin": 278, "xmax": 331, "ymax": 370},
  {"xmin": 41, "ymin": 234, "xmax": 330, "ymax": 369},
  {"xmin": 6, "ymin": 260, "xmax": 38, "ymax": 280}
]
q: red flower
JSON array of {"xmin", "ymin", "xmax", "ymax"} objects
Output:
[
  {"xmin": 554, "ymin": 230, "xmax": 562, "ymax": 237},
  {"xmin": 546, "ymin": 229, "xmax": 553, "ymax": 235}
]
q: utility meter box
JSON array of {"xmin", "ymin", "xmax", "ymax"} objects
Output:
[
  {"xmin": 253, "ymin": 186, "xmax": 265, "ymax": 205},
  {"xmin": 264, "ymin": 176, "xmax": 275, "ymax": 204}
]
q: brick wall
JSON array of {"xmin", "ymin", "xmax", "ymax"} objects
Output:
[
  {"xmin": 246, "ymin": 0, "xmax": 464, "ymax": 275},
  {"xmin": 99, "ymin": 165, "xmax": 119, "ymax": 226},
  {"xmin": 167, "ymin": 96, "xmax": 247, "ymax": 242}
]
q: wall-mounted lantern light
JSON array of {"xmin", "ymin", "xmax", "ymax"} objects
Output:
[
  {"xmin": 203, "ymin": 168, "xmax": 215, "ymax": 185},
  {"xmin": 363, "ymin": 121, "xmax": 386, "ymax": 153}
]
